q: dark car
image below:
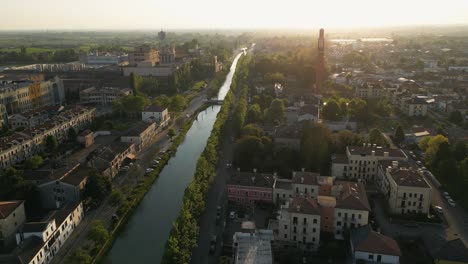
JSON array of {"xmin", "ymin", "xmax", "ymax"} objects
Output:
[{"xmin": 209, "ymin": 235, "xmax": 217, "ymax": 254}]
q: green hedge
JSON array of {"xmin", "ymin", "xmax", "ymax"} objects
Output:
[{"xmin": 161, "ymin": 54, "xmax": 250, "ymax": 264}]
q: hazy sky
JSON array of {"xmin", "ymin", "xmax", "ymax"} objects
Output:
[{"xmin": 2, "ymin": 0, "xmax": 468, "ymax": 30}]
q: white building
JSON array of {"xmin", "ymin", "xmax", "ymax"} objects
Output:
[
  {"xmin": 277, "ymin": 197, "xmax": 321, "ymax": 250},
  {"xmin": 141, "ymin": 104, "xmax": 170, "ymax": 127},
  {"xmin": 331, "ymin": 145, "xmax": 408, "ymax": 182},
  {"xmin": 14, "ymin": 202, "xmax": 84, "ymax": 264},
  {"xmin": 0, "ymin": 200, "xmax": 26, "ymax": 250},
  {"xmin": 79, "ymin": 51, "xmax": 127, "ymax": 65},
  {"xmin": 79, "ymin": 87, "xmax": 133, "ymax": 105},
  {"xmin": 350, "ymin": 225, "xmax": 401, "ymax": 264},
  {"xmin": 121, "ymin": 121, "xmax": 157, "ymax": 153},
  {"xmin": 376, "ymin": 160, "xmax": 432, "ymax": 215},
  {"xmin": 233, "ymin": 227, "xmax": 273, "ymax": 264}
]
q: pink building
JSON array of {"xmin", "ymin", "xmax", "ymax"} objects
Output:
[{"xmin": 227, "ymin": 171, "xmax": 275, "ymax": 207}]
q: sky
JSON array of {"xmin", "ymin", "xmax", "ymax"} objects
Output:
[{"xmin": 2, "ymin": 0, "xmax": 468, "ymax": 30}]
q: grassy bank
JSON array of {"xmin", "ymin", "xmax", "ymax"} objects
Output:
[{"xmin": 161, "ymin": 54, "xmax": 250, "ymax": 264}]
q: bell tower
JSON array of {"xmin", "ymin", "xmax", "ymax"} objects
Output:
[{"xmin": 316, "ymin": 28, "xmax": 325, "ymax": 95}]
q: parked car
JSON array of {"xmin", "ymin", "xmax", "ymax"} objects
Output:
[
  {"xmin": 145, "ymin": 168, "xmax": 154, "ymax": 174},
  {"xmin": 434, "ymin": 206, "xmax": 443, "ymax": 214},
  {"xmin": 226, "ymin": 163, "xmax": 232, "ymax": 169},
  {"xmin": 209, "ymin": 235, "xmax": 217, "ymax": 254},
  {"xmin": 443, "ymin": 192, "xmax": 451, "ymax": 200},
  {"xmin": 120, "ymin": 166, "xmax": 130, "ymax": 172},
  {"xmin": 229, "ymin": 211, "xmax": 236, "ymax": 220},
  {"xmin": 216, "ymin": 206, "xmax": 222, "ymax": 223},
  {"xmin": 448, "ymin": 198, "xmax": 456, "ymax": 207}
]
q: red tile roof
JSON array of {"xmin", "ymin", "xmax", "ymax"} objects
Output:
[
  {"xmin": 0, "ymin": 200, "xmax": 23, "ymax": 219},
  {"xmin": 351, "ymin": 226, "xmax": 401, "ymax": 256}
]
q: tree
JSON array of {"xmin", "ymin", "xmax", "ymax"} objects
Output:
[
  {"xmin": 109, "ymin": 189, "xmax": 124, "ymax": 207},
  {"xmin": 169, "ymin": 95, "xmax": 187, "ymax": 112},
  {"xmin": 394, "ymin": 125, "xmax": 405, "ymax": 144},
  {"xmin": 424, "ymin": 135, "xmax": 449, "ymax": 165},
  {"xmin": 24, "ymin": 155, "xmax": 44, "ymax": 169},
  {"xmin": 449, "ymin": 110, "xmax": 463, "ymax": 125},
  {"xmin": 418, "ymin": 136, "xmax": 432, "ymax": 151},
  {"xmin": 85, "ymin": 171, "xmax": 111, "ymax": 203},
  {"xmin": 369, "ymin": 128, "xmax": 387, "ymax": 147},
  {"xmin": 168, "ymin": 128, "xmax": 176, "ymax": 140},
  {"xmin": 68, "ymin": 249, "xmax": 92, "ymax": 264},
  {"xmin": 433, "ymin": 141, "xmax": 452, "ymax": 166},
  {"xmin": 67, "ymin": 127, "xmax": 77, "ymax": 142},
  {"xmin": 265, "ymin": 99, "xmax": 285, "ymax": 123},
  {"xmin": 322, "ymin": 100, "xmax": 342, "ymax": 121},
  {"xmin": 241, "ymin": 124, "xmax": 264, "ymax": 138},
  {"xmin": 454, "ymin": 142, "xmax": 467, "ymax": 162},
  {"xmin": 87, "ymin": 220, "xmax": 109, "ymax": 247},
  {"xmin": 154, "ymin": 95, "xmax": 170, "ymax": 108},
  {"xmin": 45, "ymin": 135, "xmax": 58, "ymax": 154},
  {"xmin": 245, "ymin": 104, "xmax": 262, "ymax": 124},
  {"xmin": 263, "ymin": 72, "xmax": 285, "ymax": 84}
]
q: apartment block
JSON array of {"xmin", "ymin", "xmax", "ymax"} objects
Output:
[
  {"xmin": 0, "ymin": 201, "xmax": 26, "ymax": 251},
  {"xmin": 376, "ymin": 160, "xmax": 432, "ymax": 215},
  {"xmin": 79, "ymin": 87, "xmax": 133, "ymax": 105}
]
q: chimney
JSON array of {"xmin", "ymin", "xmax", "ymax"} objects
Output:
[
  {"xmin": 296, "ymin": 205, "xmax": 301, "ymax": 212},
  {"xmin": 384, "ymin": 151, "xmax": 389, "ymax": 157},
  {"xmin": 301, "ymin": 177, "xmax": 304, "ymax": 184},
  {"xmin": 292, "ymin": 171, "xmax": 296, "ymax": 177},
  {"xmin": 237, "ymin": 167, "xmax": 240, "ymax": 172},
  {"xmin": 253, "ymin": 168, "xmax": 257, "ymax": 173},
  {"xmin": 372, "ymin": 150, "xmax": 375, "ymax": 156},
  {"xmin": 301, "ymin": 168, "xmax": 305, "ymax": 172},
  {"xmin": 368, "ymin": 143, "xmax": 372, "ymax": 147},
  {"xmin": 251, "ymin": 176, "xmax": 255, "ymax": 183},
  {"xmin": 392, "ymin": 161, "xmax": 399, "ymax": 169},
  {"xmin": 273, "ymin": 172, "xmax": 277, "ymax": 177},
  {"xmin": 363, "ymin": 143, "xmax": 366, "ymax": 147},
  {"xmin": 373, "ymin": 144, "xmax": 377, "ymax": 147}
]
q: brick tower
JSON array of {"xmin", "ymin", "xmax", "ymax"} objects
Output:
[{"xmin": 316, "ymin": 28, "xmax": 325, "ymax": 95}]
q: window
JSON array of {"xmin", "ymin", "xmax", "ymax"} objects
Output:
[
  {"xmin": 358, "ymin": 214, "xmax": 362, "ymax": 219},
  {"xmin": 368, "ymin": 254, "xmax": 374, "ymax": 260},
  {"xmin": 338, "ymin": 212, "xmax": 341, "ymax": 217},
  {"xmin": 312, "ymin": 237, "xmax": 316, "ymax": 242},
  {"xmin": 337, "ymin": 221, "xmax": 342, "ymax": 226},
  {"xmin": 293, "ymin": 217, "xmax": 298, "ymax": 224},
  {"xmin": 313, "ymin": 219, "xmax": 317, "ymax": 224},
  {"xmin": 377, "ymin": 255, "xmax": 382, "ymax": 262},
  {"xmin": 284, "ymin": 234, "xmax": 287, "ymax": 239},
  {"xmin": 284, "ymin": 225, "xmax": 288, "ymax": 230},
  {"xmin": 312, "ymin": 228, "xmax": 316, "ymax": 233}
]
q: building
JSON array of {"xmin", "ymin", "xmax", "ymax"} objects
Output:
[
  {"xmin": 227, "ymin": 170, "xmax": 275, "ymax": 207},
  {"xmin": 355, "ymin": 82, "xmax": 386, "ymax": 99},
  {"xmin": 0, "ymin": 106, "xmax": 96, "ymax": 169},
  {"xmin": 87, "ymin": 142, "xmax": 135, "ymax": 180},
  {"xmin": 433, "ymin": 239, "xmax": 468, "ymax": 264},
  {"xmin": 0, "ymin": 78, "xmax": 65, "ymax": 115},
  {"xmin": 79, "ymin": 87, "xmax": 133, "ymax": 105},
  {"xmin": 350, "ymin": 225, "xmax": 401, "ymax": 264},
  {"xmin": 233, "ymin": 223, "xmax": 273, "ymax": 264},
  {"xmin": 141, "ymin": 104, "xmax": 170, "ymax": 127},
  {"xmin": 159, "ymin": 46, "xmax": 176, "ymax": 65},
  {"xmin": 77, "ymin": 129, "xmax": 94, "ymax": 148},
  {"xmin": 128, "ymin": 44, "xmax": 160, "ymax": 67},
  {"xmin": 277, "ymin": 197, "xmax": 321, "ymax": 250},
  {"xmin": 297, "ymin": 105, "xmax": 318, "ymax": 123},
  {"xmin": 333, "ymin": 181, "xmax": 371, "ymax": 239},
  {"xmin": 0, "ymin": 201, "xmax": 26, "ymax": 251},
  {"xmin": 403, "ymin": 97, "xmax": 429, "ymax": 117},
  {"xmin": 376, "ymin": 160, "xmax": 432, "ymax": 215},
  {"xmin": 32, "ymin": 164, "xmax": 91, "ymax": 209},
  {"xmin": 273, "ymin": 125, "xmax": 301, "ymax": 150},
  {"xmin": 331, "ymin": 145, "xmax": 408, "ymax": 182},
  {"xmin": 120, "ymin": 121, "xmax": 157, "ymax": 153},
  {"xmin": 13, "ymin": 202, "xmax": 84, "ymax": 264},
  {"xmin": 79, "ymin": 51, "xmax": 128, "ymax": 65}
]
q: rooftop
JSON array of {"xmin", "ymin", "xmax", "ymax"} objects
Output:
[
  {"xmin": 124, "ymin": 121, "xmax": 154, "ymax": 137},
  {"xmin": 228, "ymin": 172, "xmax": 275, "ymax": 189},
  {"xmin": 331, "ymin": 154, "xmax": 349, "ymax": 164},
  {"xmin": 0, "ymin": 200, "xmax": 23, "ymax": 219},
  {"xmin": 144, "ymin": 104, "xmax": 166, "ymax": 113},
  {"xmin": 351, "ymin": 225, "xmax": 401, "ymax": 256},
  {"xmin": 288, "ymin": 197, "xmax": 321, "ymax": 215},
  {"xmin": 347, "ymin": 145, "xmax": 406, "ymax": 158},
  {"xmin": 433, "ymin": 239, "xmax": 468, "ymax": 263},
  {"xmin": 233, "ymin": 230, "xmax": 273, "ymax": 264},
  {"xmin": 334, "ymin": 181, "xmax": 371, "ymax": 211},
  {"xmin": 21, "ymin": 221, "xmax": 51, "ymax": 233},
  {"xmin": 387, "ymin": 167, "xmax": 430, "ymax": 188},
  {"xmin": 292, "ymin": 171, "xmax": 319, "ymax": 185}
]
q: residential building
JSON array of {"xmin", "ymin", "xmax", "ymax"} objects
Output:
[
  {"xmin": 297, "ymin": 105, "xmax": 318, "ymax": 123},
  {"xmin": 77, "ymin": 129, "xmax": 94, "ymax": 148},
  {"xmin": 13, "ymin": 202, "xmax": 84, "ymax": 264},
  {"xmin": 159, "ymin": 46, "xmax": 176, "ymax": 65},
  {"xmin": 227, "ymin": 170, "xmax": 275, "ymax": 207},
  {"xmin": 87, "ymin": 142, "xmax": 135, "ymax": 180},
  {"xmin": 272, "ymin": 179, "xmax": 292, "ymax": 205},
  {"xmin": 79, "ymin": 87, "xmax": 133, "ymax": 105},
  {"xmin": 79, "ymin": 51, "xmax": 128, "ymax": 65},
  {"xmin": 433, "ymin": 239, "xmax": 468, "ymax": 264},
  {"xmin": 141, "ymin": 104, "xmax": 170, "ymax": 127},
  {"xmin": 331, "ymin": 145, "xmax": 408, "ymax": 182},
  {"xmin": 277, "ymin": 197, "xmax": 321, "ymax": 250},
  {"xmin": 0, "ymin": 201, "xmax": 26, "ymax": 251},
  {"xmin": 403, "ymin": 97, "xmax": 429, "ymax": 117},
  {"xmin": 355, "ymin": 82, "xmax": 386, "ymax": 98},
  {"xmin": 128, "ymin": 44, "xmax": 160, "ymax": 67},
  {"xmin": 350, "ymin": 225, "xmax": 401, "ymax": 264},
  {"xmin": 0, "ymin": 78, "xmax": 65, "ymax": 115},
  {"xmin": 8, "ymin": 105, "xmax": 62, "ymax": 129},
  {"xmin": 27, "ymin": 163, "xmax": 91, "ymax": 209},
  {"xmin": 333, "ymin": 181, "xmax": 371, "ymax": 239},
  {"xmin": 0, "ymin": 106, "xmax": 96, "ymax": 169},
  {"xmin": 376, "ymin": 160, "xmax": 432, "ymax": 215},
  {"xmin": 233, "ymin": 223, "xmax": 273, "ymax": 264},
  {"xmin": 120, "ymin": 121, "xmax": 157, "ymax": 153}
]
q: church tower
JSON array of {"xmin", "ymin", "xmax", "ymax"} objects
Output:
[{"xmin": 316, "ymin": 28, "xmax": 325, "ymax": 95}]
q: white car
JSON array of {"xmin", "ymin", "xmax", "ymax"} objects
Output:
[
  {"xmin": 434, "ymin": 206, "xmax": 443, "ymax": 214},
  {"xmin": 145, "ymin": 168, "xmax": 154, "ymax": 174},
  {"xmin": 229, "ymin": 211, "xmax": 236, "ymax": 220},
  {"xmin": 448, "ymin": 198, "xmax": 456, "ymax": 207}
]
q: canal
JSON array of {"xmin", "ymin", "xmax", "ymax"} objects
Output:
[{"xmin": 102, "ymin": 52, "xmax": 243, "ymax": 264}]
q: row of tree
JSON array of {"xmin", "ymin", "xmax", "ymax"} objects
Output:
[
  {"xmin": 162, "ymin": 54, "xmax": 248, "ymax": 264},
  {"xmin": 0, "ymin": 48, "xmax": 78, "ymax": 63}
]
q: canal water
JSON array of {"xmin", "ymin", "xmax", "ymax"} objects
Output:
[{"xmin": 103, "ymin": 52, "xmax": 243, "ymax": 264}]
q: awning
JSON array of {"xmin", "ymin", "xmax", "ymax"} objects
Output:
[{"xmin": 126, "ymin": 153, "xmax": 136, "ymax": 160}]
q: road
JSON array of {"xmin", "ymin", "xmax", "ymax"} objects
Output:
[{"xmin": 52, "ymin": 87, "xmax": 209, "ymax": 263}]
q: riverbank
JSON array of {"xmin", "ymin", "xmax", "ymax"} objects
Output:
[{"xmin": 162, "ymin": 53, "xmax": 249, "ymax": 264}]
